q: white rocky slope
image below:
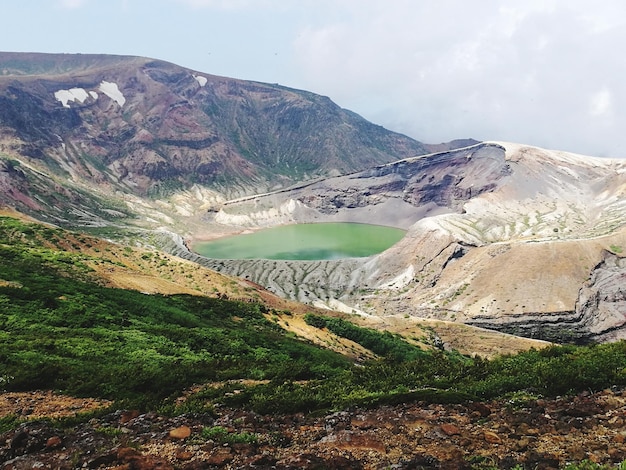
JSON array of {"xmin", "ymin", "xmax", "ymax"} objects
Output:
[{"xmin": 174, "ymin": 142, "xmax": 626, "ymax": 343}]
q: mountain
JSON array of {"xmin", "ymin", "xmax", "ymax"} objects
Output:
[
  {"xmin": 2, "ymin": 52, "xmax": 626, "ymax": 346},
  {"xmin": 0, "ymin": 51, "xmax": 458, "ymax": 228},
  {"xmin": 188, "ymin": 142, "xmax": 626, "ymax": 344}
]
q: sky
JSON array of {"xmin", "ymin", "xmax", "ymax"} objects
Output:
[{"xmin": 3, "ymin": 0, "xmax": 626, "ymax": 158}]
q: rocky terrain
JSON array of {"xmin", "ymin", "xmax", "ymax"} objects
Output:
[
  {"xmin": 4, "ymin": 388, "xmax": 626, "ymax": 469},
  {"xmin": 161, "ymin": 142, "xmax": 626, "ymax": 344}
]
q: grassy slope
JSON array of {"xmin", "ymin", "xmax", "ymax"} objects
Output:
[
  {"xmin": 0, "ymin": 215, "xmax": 353, "ymax": 407},
  {"xmin": 2, "ymin": 212, "xmax": 626, "ymax": 417}
]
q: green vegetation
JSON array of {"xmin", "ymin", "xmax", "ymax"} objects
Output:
[
  {"xmin": 304, "ymin": 313, "xmax": 427, "ymax": 361},
  {"xmin": 201, "ymin": 425, "xmax": 258, "ymax": 445},
  {"xmin": 0, "ymin": 217, "xmax": 349, "ymax": 409},
  {"xmin": 2, "ymin": 215, "xmax": 626, "ymax": 418},
  {"xmin": 207, "ymin": 341, "xmax": 626, "ymax": 414}
]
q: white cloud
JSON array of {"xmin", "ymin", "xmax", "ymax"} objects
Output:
[
  {"xmin": 175, "ymin": 0, "xmax": 275, "ymax": 9},
  {"xmin": 289, "ymin": 0, "xmax": 626, "ymax": 156},
  {"xmin": 590, "ymin": 88, "xmax": 612, "ymax": 117},
  {"xmin": 58, "ymin": 0, "xmax": 87, "ymax": 9},
  {"xmin": 11, "ymin": 0, "xmax": 626, "ymax": 158}
]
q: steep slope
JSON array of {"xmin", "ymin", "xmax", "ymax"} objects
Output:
[
  {"xmin": 0, "ymin": 51, "xmax": 439, "ymax": 228},
  {"xmin": 193, "ymin": 142, "xmax": 626, "ymax": 343}
]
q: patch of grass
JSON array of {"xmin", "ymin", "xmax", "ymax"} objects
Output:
[
  {"xmin": 0, "ymin": 415, "xmax": 21, "ymax": 434},
  {"xmin": 304, "ymin": 313, "xmax": 427, "ymax": 361},
  {"xmin": 95, "ymin": 425, "xmax": 123, "ymax": 437},
  {"xmin": 201, "ymin": 425, "xmax": 258, "ymax": 445}
]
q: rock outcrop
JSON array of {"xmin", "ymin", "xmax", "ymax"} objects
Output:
[{"xmin": 196, "ymin": 142, "xmax": 626, "ymax": 343}]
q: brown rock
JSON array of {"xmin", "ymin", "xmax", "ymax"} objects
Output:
[
  {"xmin": 440, "ymin": 423, "xmax": 461, "ymax": 436},
  {"xmin": 247, "ymin": 454, "xmax": 278, "ymax": 467},
  {"xmin": 277, "ymin": 453, "xmax": 330, "ymax": 469},
  {"xmin": 180, "ymin": 462, "xmax": 210, "ymax": 470},
  {"xmin": 176, "ymin": 450, "xmax": 194, "ymax": 461},
  {"xmin": 205, "ymin": 448, "xmax": 234, "ymax": 466},
  {"xmin": 117, "ymin": 446, "xmax": 174, "ymax": 470},
  {"xmin": 483, "ymin": 431, "xmax": 502, "ymax": 444},
  {"xmin": 232, "ymin": 442, "xmax": 256, "ymax": 456},
  {"xmin": 169, "ymin": 425, "xmax": 192, "ymax": 439},
  {"xmin": 117, "ymin": 447, "xmax": 142, "ymax": 460},
  {"xmin": 45, "ymin": 435, "xmax": 62, "ymax": 449},
  {"xmin": 609, "ymin": 448, "xmax": 626, "ymax": 461},
  {"xmin": 469, "ymin": 402, "xmax": 492, "ymax": 417},
  {"xmin": 567, "ymin": 446, "xmax": 587, "ymax": 461},
  {"xmin": 514, "ymin": 438, "xmax": 530, "ymax": 452},
  {"xmin": 320, "ymin": 430, "xmax": 386, "ymax": 453},
  {"xmin": 120, "ymin": 410, "xmax": 140, "ymax": 424}
]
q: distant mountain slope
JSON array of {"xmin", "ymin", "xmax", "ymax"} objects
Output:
[{"xmin": 0, "ymin": 51, "xmax": 454, "ymax": 227}]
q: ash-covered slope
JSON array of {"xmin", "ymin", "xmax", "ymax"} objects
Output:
[
  {"xmin": 205, "ymin": 142, "xmax": 626, "ymax": 343},
  {"xmin": 0, "ymin": 52, "xmax": 441, "ymax": 225}
]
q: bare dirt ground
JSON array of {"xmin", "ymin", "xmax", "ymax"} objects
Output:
[
  {"xmin": 3, "ymin": 388, "xmax": 626, "ymax": 469},
  {"xmin": 0, "ymin": 391, "xmax": 112, "ymax": 420}
]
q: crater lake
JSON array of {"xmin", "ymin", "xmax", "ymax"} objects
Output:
[{"xmin": 192, "ymin": 223, "xmax": 406, "ymax": 260}]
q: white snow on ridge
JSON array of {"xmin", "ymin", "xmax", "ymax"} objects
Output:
[
  {"xmin": 54, "ymin": 87, "xmax": 91, "ymax": 108},
  {"xmin": 98, "ymin": 81, "xmax": 126, "ymax": 107},
  {"xmin": 54, "ymin": 82, "xmax": 124, "ymax": 108},
  {"xmin": 193, "ymin": 75, "xmax": 208, "ymax": 87}
]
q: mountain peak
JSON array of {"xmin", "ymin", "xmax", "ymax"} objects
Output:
[{"xmin": 0, "ymin": 51, "xmax": 437, "ymax": 222}]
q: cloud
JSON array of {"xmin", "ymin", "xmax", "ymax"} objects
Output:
[
  {"xmin": 589, "ymin": 88, "xmax": 612, "ymax": 118},
  {"xmin": 21, "ymin": 0, "xmax": 626, "ymax": 157},
  {"xmin": 175, "ymin": 0, "xmax": 276, "ymax": 9},
  {"xmin": 290, "ymin": 0, "xmax": 626, "ymax": 156},
  {"xmin": 58, "ymin": 0, "xmax": 87, "ymax": 9}
]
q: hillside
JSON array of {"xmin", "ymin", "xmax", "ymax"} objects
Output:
[
  {"xmin": 4, "ymin": 214, "xmax": 626, "ymax": 468},
  {"xmin": 0, "ymin": 51, "xmax": 454, "ymax": 230},
  {"xmin": 2, "ymin": 52, "xmax": 626, "ymax": 346}
]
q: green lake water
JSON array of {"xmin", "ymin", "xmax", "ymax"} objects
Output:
[{"xmin": 192, "ymin": 223, "xmax": 406, "ymax": 260}]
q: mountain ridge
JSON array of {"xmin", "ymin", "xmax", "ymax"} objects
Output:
[
  {"xmin": 5, "ymin": 52, "xmax": 626, "ymax": 470},
  {"xmin": 0, "ymin": 51, "xmax": 452, "ymax": 217}
]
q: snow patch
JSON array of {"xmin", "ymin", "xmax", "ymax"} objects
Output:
[
  {"xmin": 193, "ymin": 75, "xmax": 208, "ymax": 87},
  {"xmin": 98, "ymin": 81, "xmax": 126, "ymax": 107},
  {"xmin": 54, "ymin": 87, "xmax": 91, "ymax": 108},
  {"xmin": 54, "ymin": 82, "xmax": 124, "ymax": 108}
]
